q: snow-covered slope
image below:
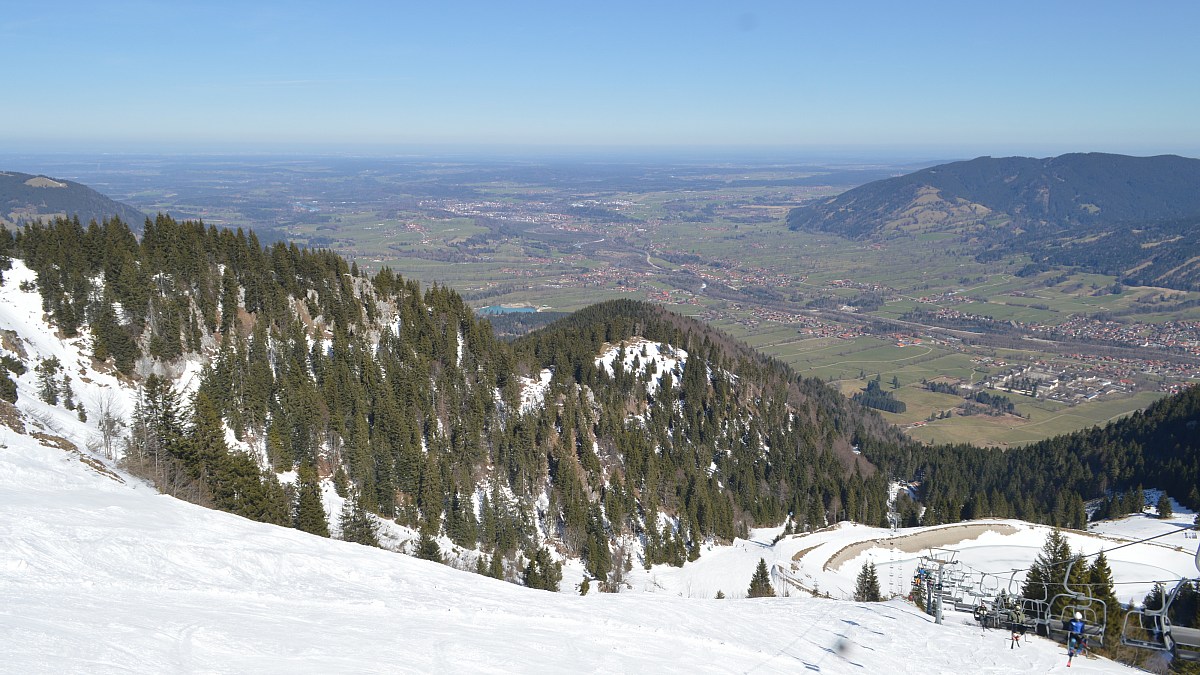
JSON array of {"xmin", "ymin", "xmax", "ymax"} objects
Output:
[
  {"xmin": 0, "ymin": 261, "xmax": 139, "ymax": 458},
  {"xmin": 1, "ymin": 430, "xmax": 1139, "ymax": 673}
]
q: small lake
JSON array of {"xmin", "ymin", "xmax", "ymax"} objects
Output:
[{"xmin": 478, "ymin": 305, "xmax": 537, "ymax": 315}]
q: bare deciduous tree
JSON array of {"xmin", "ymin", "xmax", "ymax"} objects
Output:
[{"xmin": 93, "ymin": 390, "xmax": 125, "ymax": 460}]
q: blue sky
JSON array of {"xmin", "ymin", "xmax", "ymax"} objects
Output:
[{"xmin": 2, "ymin": 1, "xmax": 1198, "ymax": 157}]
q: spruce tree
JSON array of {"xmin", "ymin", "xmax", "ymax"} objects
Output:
[
  {"xmin": 35, "ymin": 357, "xmax": 60, "ymax": 405},
  {"xmin": 854, "ymin": 561, "xmax": 881, "ymax": 602},
  {"xmin": 1156, "ymin": 493, "xmax": 1173, "ymax": 519},
  {"xmin": 294, "ymin": 463, "xmax": 330, "ymax": 537},
  {"xmin": 0, "ymin": 371, "xmax": 16, "ymax": 403},
  {"xmin": 522, "ymin": 547, "xmax": 563, "ymax": 592},
  {"xmin": 1087, "ymin": 551, "xmax": 1121, "ymax": 646},
  {"xmin": 583, "ymin": 505, "xmax": 612, "ymax": 581},
  {"xmin": 338, "ymin": 490, "xmax": 380, "ymax": 547},
  {"xmin": 488, "ymin": 550, "xmax": 504, "ymax": 579},
  {"xmin": 747, "ymin": 558, "xmax": 775, "ymax": 598},
  {"xmin": 1024, "ymin": 529, "xmax": 1072, "ymax": 611},
  {"xmin": 415, "ymin": 532, "xmax": 442, "ymax": 563}
]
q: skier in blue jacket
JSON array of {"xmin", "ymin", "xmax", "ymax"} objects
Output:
[{"xmin": 1067, "ymin": 612, "xmax": 1089, "ymax": 665}]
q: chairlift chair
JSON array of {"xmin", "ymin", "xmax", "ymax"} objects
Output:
[
  {"xmin": 1004, "ymin": 569, "xmax": 1046, "ymax": 633},
  {"xmin": 1121, "ymin": 540, "xmax": 1200, "ymax": 662},
  {"xmin": 1049, "ymin": 557, "xmax": 1107, "ymax": 646}
]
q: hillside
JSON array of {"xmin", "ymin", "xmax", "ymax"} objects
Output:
[
  {"xmin": 786, "ymin": 153, "xmax": 1200, "ymax": 290},
  {"xmin": 0, "ymin": 170, "xmax": 147, "ymax": 228},
  {"xmin": 866, "ymin": 383, "xmax": 1200, "ymax": 530},
  {"xmin": 0, "ymin": 214, "xmax": 903, "ymax": 584}
]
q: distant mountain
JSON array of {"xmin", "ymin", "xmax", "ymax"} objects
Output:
[
  {"xmin": 0, "ymin": 170, "xmax": 146, "ymax": 228},
  {"xmin": 785, "ymin": 153, "xmax": 1200, "ymax": 290}
]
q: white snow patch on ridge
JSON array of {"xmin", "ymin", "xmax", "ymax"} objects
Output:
[
  {"xmin": 517, "ymin": 367, "xmax": 553, "ymax": 413},
  {"xmin": 595, "ymin": 338, "xmax": 687, "ymax": 394}
]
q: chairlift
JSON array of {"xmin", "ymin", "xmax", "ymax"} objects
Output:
[
  {"xmin": 979, "ymin": 574, "xmax": 1000, "ymax": 599},
  {"xmin": 1005, "ymin": 569, "xmax": 1048, "ymax": 633},
  {"xmin": 1120, "ymin": 540, "xmax": 1200, "ymax": 662},
  {"xmin": 1011, "ymin": 574, "xmax": 1056, "ymax": 637},
  {"xmin": 969, "ymin": 574, "xmax": 1028, "ymax": 630},
  {"xmin": 1048, "ymin": 557, "xmax": 1107, "ymax": 646},
  {"xmin": 952, "ymin": 571, "xmax": 981, "ymax": 613}
]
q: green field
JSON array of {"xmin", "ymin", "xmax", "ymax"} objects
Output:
[{"xmin": 902, "ymin": 391, "xmax": 1166, "ymax": 446}]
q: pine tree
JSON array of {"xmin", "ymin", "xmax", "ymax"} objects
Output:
[
  {"xmin": 747, "ymin": 558, "xmax": 775, "ymax": 598},
  {"xmin": 854, "ymin": 561, "xmax": 881, "ymax": 602},
  {"xmin": 522, "ymin": 546, "xmax": 563, "ymax": 592},
  {"xmin": 339, "ymin": 490, "xmax": 380, "ymax": 547},
  {"xmin": 294, "ymin": 463, "xmax": 330, "ymax": 537},
  {"xmin": 583, "ymin": 504, "xmax": 612, "ymax": 581},
  {"xmin": 1156, "ymin": 492, "xmax": 1173, "ymax": 519},
  {"xmin": 0, "ymin": 371, "xmax": 16, "ymax": 403},
  {"xmin": 1144, "ymin": 583, "xmax": 1166, "ymax": 612},
  {"xmin": 416, "ymin": 532, "xmax": 442, "ymax": 563},
  {"xmin": 35, "ymin": 357, "xmax": 60, "ymax": 405},
  {"xmin": 1087, "ymin": 551, "xmax": 1121, "ymax": 646},
  {"xmin": 1023, "ymin": 529, "xmax": 1072, "ymax": 609},
  {"xmin": 488, "ymin": 550, "xmax": 504, "ymax": 579}
]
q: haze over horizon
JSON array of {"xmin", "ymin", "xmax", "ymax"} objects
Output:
[{"xmin": 3, "ymin": 1, "xmax": 1199, "ymax": 159}]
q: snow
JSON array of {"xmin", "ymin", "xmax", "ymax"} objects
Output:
[
  {"xmin": 595, "ymin": 339, "xmax": 686, "ymax": 395},
  {"xmin": 0, "ymin": 260, "xmax": 136, "ymax": 459},
  {"xmin": 0, "ymin": 433, "xmax": 1139, "ymax": 673},
  {"xmin": 517, "ymin": 368, "xmax": 553, "ymax": 413},
  {"xmin": 624, "ymin": 519, "xmax": 1198, "ymax": 610}
]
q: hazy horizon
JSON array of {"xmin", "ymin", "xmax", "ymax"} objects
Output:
[{"xmin": 3, "ymin": 144, "xmax": 1198, "ymax": 167}]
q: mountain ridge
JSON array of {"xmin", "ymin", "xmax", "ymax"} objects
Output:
[
  {"xmin": 1, "ymin": 170, "xmax": 147, "ymax": 228},
  {"xmin": 787, "ymin": 153, "xmax": 1200, "ymax": 237},
  {"xmin": 785, "ymin": 153, "xmax": 1200, "ymax": 290}
]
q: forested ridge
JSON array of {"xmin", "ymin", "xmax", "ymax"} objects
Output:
[
  {"xmin": 1, "ymin": 214, "xmax": 1197, "ymax": 590},
  {"xmin": 786, "ymin": 153, "xmax": 1200, "ymax": 291},
  {"xmin": 1, "ymin": 170, "xmax": 147, "ymax": 228},
  {"xmin": 870, "ymin": 385, "xmax": 1200, "ymax": 528}
]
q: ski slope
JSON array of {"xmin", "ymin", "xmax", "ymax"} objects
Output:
[{"xmin": 1, "ymin": 430, "xmax": 1140, "ymax": 674}]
